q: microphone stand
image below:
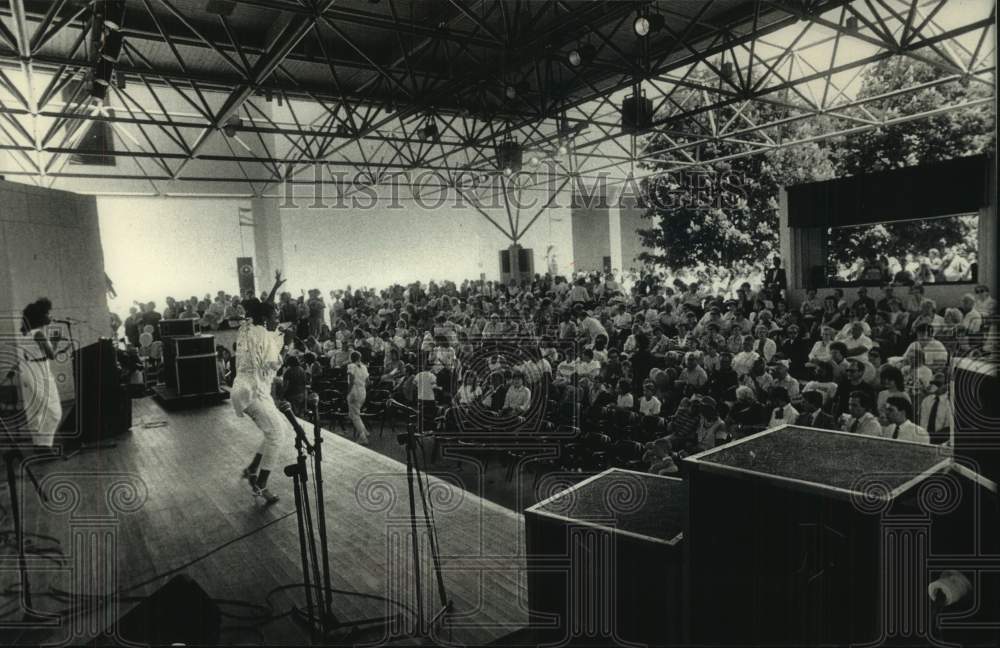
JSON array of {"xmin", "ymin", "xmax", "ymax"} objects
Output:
[
  {"xmin": 1, "ymin": 417, "xmax": 50, "ymax": 622},
  {"xmin": 281, "ymin": 399, "xmax": 397, "ymax": 642}
]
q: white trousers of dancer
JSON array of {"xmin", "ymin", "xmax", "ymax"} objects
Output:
[
  {"xmin": 347, "ymin": 387, "xmax": 369, "ymax": 440},
  {"xmin": 243, "ymin": 397, "xmax": 291, "ymax": 466},
  {"xmin": 18, "ymin": 363, "xmax": 61, "ymax": 447}
]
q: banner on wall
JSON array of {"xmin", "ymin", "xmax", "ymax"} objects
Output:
[{"xmin": 237, "ymin": 257, "xmax": 255, "ymax": 298}]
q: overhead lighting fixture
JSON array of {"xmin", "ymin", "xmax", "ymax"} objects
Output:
[
  {"xmin": 116, "ymin": 72, "xmax": 126, "ymax": 90},
  {"xmin": 721, "ymin": 62, "xmax": 734, "ymax": 79},
  {"xmin": 634, "ymin": 12, "xmax": 664, "ymax": 36},
  {"xmin": 505, "ymin": 84, "xmax": 517, "ymax": 100},
  {"xmin": 568, "ymin": 43, "xmax": 598, "ymax": 67},
  {"xmin": 102, "ymin": 0, "xmax": 127, "ymax": 31},
  {"xmin": 100, "ymin": 30, "xmax": 124, "ymax": 62},
  {"xmin": 223, "ymin": 115, "xmax": 243, "ymax": 137},
  {"xmin": 633, "ymin": 15, "xmax": 651, "ymax": 36},
  {"xmin": 845, "ymin": 16, "xmax": 859, "ymax": 31},
  {"xmin": 557, "ymin": 139, "xmax": 569, "ymax": 157}
]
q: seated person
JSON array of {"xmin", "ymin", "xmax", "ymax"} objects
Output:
[
  {"xmin": 795, "ymin": 390, "xmax": 836, "ymax": 430},
  {"xmin": 638, "ymin": 380, "xmax": 663, "ymax": 418},
  {"xmin": 882, "ymin": 396, "xmax": 930, "ymax": 444},
  {"xmin": 616, "ymin": 379, "xmax": 635, "ymax": 410},
  {"xmin": 766, "ymin": 386, "xmax": 799, "ymax": 429},
  {"xmin": 500, "ymin": 371, "xmax": 532, "ymax": 419}
]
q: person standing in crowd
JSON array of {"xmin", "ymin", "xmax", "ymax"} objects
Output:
[
  {"xmin": 232, "ymin": 271, "xmax": 288, "ymax": 506},
  {"xmin": 346, "ymin": 351, "xmax": 371, "ymax": 445},
  {"xmin": 763, "ymin": 256, "xmax": 787, "ymax": 295}
]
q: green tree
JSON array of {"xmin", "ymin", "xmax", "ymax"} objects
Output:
[
  {"xmin": 830, "ymin": 56, "xmax": 995, "ymax": 174},
  {"xmin": 637, "ymin": 89, "xmax": 836, "ymax": 270}
]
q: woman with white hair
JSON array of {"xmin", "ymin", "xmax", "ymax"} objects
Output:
[
  {"xmin": 807, "ymin": 326, "xmax": 836, "ymax": 366},
  {"xmin": 726, "ymin": 386, "xmax": 765, "ymax": 439}
]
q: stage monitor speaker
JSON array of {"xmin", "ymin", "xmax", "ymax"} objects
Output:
[
  {"xmin": 685, "ymin": 425, "xmax": 971, "ymax": 647},
  {"xmin": 88, "ymin": 574, "xmax": 220, "ymax": 646},
  {"xmin": 952, "ymin": 358, "xmax": 1000, "ymax": 487},
  {"xmin": 71, "ymin": 338, "xmax": 129, "ymax": 443},
  {"xmin": 525, "ymin": 469, "xmax": 685, "ymax": 646}
]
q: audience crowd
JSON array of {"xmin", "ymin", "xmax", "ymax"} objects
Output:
[{"xmin": 114, "ymin": 257, "xmax": 997, "ymax": 476}]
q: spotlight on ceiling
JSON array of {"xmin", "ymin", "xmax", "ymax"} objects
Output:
[
  {"xmin": 223, "ymin": 115, "xmax": 243, "ymax": 137},
  {"xmin": 529, "ymin": 155, "xmax": 541, "ymax": 167},
  {"xmin": 721, "ymin": 62, "xmax": 734, "ymax": 79},
  {"xmin": 505, "ymin": 84, "xmax": 517, "ymax": 100},
  {"xmin": 557, "ymin": 139, "xmax": 569, "ymax": 157},
  {"xmin": 569, "ymin": 44, "xmax": 599, "ymax": 67},
  {"xmin": 845, "ymin": 16, "xmax": 859, "ymax": 31},
  {"xmin": 634, "ymin": 12, "xmax": 664, "ymax": 36},
  {"xmin": 496, "ymin": 137, "xmax": 523, "ymax": 175}
]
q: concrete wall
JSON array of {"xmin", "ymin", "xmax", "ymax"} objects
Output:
[
  {"xmin": 617, "ymin": 196, "xmax": 647, "ymax": 273},
  {"xmin": 0, "ymin": 181, "xmax": 110, "ymax": 399},
  {"xmin": 570, "ymin": 196, "xmax": 611, "ymax": 273}
]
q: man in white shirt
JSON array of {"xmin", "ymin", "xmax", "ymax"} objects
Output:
[
  {"xmin": 751, "ymin": 325, "xmax": 777, "ymax": 363},
  {"xmin": 882, "ymin": 396, "xmax": 930, "ymax": 444},
  {"xmin": 843, "ymin": 391, "xmax": 882, "ymax": 437},
  {"xmin": 839, "ymin": 322, "xmax": 875, "ymax": 358},
  {"xmin": 732, "ymin": 337, "xmax": 761, "ymax": 376},
  {"xmin": 902, "ymin": 324, "xmax": 949, "ymax": 372},
  {"xmin": 767, "ymin": 386, "xmax": 799, "ymax": 429},
  {"xmin": 759, "ymin": 359, "xmax": 800, "ymax": 402},
  {"xmin": 959, "ymin": 294, "xmax": 983, "ymax": 335},
  {"xmin": 918, "ymin": 372, "xmax": 952, "ymax": 445},
  {"xmin": 576, "ymin": 310, "xmax": 608, "ymax": 343}
]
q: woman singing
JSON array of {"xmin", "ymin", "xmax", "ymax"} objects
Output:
[
  {"xmin": 14, "ymin": 298, "xmax": 64, "ymax": 447},
  {"xmin": 232, "ymin": 271, "xmax": 288, "ymax": 505},
  {"xmin": 346, "ymin": 351, "xmax": 371, "ymax": 445}
]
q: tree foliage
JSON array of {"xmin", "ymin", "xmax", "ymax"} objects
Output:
[{"xmin": 637, "ymin": 52, "xmax": 994, "ymax": 272}]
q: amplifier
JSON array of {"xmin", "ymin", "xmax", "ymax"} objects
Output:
[
  {"xmin": 159, "ymin": 319, "xmax": 197, "ymax": 338},
  {"xmin": 175, "ymin": 355, "xmax": 219, "ymax": 396},
  {"xmin": 171, "ymin": 335, "xmax": 216, "ymax": 357},
  {"xmin": 524, "ymin": 468, "xmax": 686, "ymax": 646}
]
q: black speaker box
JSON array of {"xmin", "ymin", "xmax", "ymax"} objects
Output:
[
  {"xmin": 621, "ymin": 93, "xmax": 653, "ymax": 134},
  {"xmin": 176, "ymin": 355, "xmax": 219, "ymax": 396},
  {"xmin": 88, "ymin": 574, "xmax": 220, "ymax": 646},
  {"xmin": 171, "ymin": 335, "xmax": 215, "ymax": 357},
  {"xmin": 70, "ymin": 338, "xmax": 130, "ymax": 443}
]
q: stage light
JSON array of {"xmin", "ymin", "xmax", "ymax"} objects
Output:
[
  {"xmin": 845, "ymin": 16, "xmax": 859, "ymax": 31},
  {"xmin": 223, "ymin": 115, "xmax": 243, "ymax": 137},
  {"xmin": 94, "ymin": 59, "xmax": 114, "ymax": 86},
  {"xmin": 529, "ymin": 155, "xmax": 541, "ymax": 167},
  {"xmin": 505, "ymin": 84, "xmax": 517, "ymax": 99},
  {"xmin": 116, "ymin": 72, "xmax": 126, "ymax": 90},
  {"xmin": 633, "ymin": 15, "xmax": 650, "ymax": 36},
  {"xmin": 568, "ymin": 50, "xmax": 582, "ymax": 66},
  {"xmin": 721, "ymin": 62, "xmax": 734, "ymax": 79},
  {"xmin": 557, "ymin": 140, "xmax": 569, "ymax": 157},
  {"xmin": 265, "ymin": 88, "xmax": 273, "ymax": 102}
]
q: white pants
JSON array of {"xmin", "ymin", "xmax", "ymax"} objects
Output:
[
  {"xmin": 19, "ymin": 366, "xmax": 61, "ymax": 447},
  {"xmin": 243, "ymin": 398, "xmax": 292, "ymax": 467},
  {"xmin": 347, "ymin": 387, "xmax": 368, "ymax": 440}
]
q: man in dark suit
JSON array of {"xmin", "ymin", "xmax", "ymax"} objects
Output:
[
  {"xmin": 764, "ymin": 256, "xmax": 788, "ymax": 294},
  {"xmin": 795, "ymin": 390, "xmax": 837, "ymax": 430}
]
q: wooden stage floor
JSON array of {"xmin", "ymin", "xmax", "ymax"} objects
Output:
[{"xmin": 0, "ymin": 397, "xmax": 529, "ymax": 646}]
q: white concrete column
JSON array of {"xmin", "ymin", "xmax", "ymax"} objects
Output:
[{"xmin": 251, "ymin": 197, "xmax": 285, "ymax": 296}]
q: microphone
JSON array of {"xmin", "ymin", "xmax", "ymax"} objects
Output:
[{"xmin": 279, "ymin": 400, "xmax": 313, "ymax": 452}]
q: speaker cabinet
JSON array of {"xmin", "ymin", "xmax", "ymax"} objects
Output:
[
  {"xmin": 169, "ymin": 335, "xmax": 218, "ymax": 396},
  {"xmin": 525, "ymin": 469, "xmax": 685, "ymax": 646},
  {"xmin": 71, "ymin": 338, "xmax": 130, "ymax": 443},
  {"xmin": 621, "ymin": 93, "xmax": 653, "ymax": 134},
  {"xmin": 88, "ymin": 574, "xmax": 220, "ymax": 646}
]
